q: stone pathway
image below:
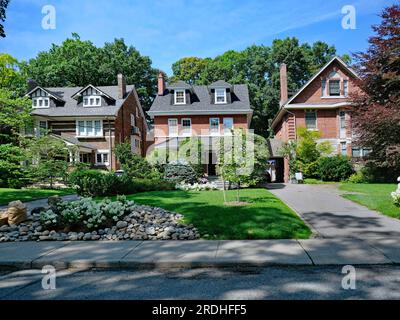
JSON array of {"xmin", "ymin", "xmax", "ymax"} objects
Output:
[{"xmin": 268, "ymin": 184, "xmax": 400, "ymax": 239}]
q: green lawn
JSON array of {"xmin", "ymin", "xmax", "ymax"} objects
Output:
[
  {"xmin": 339, "ymin": 183, "xmax": 400, "ymax": 219},
  {"xmin": 0, "ymin": 188, "xmax": 74, "ymax": 206},
  {"xmin": 124, "ymin": 189, "xmax": 311, "ymax": 240}
]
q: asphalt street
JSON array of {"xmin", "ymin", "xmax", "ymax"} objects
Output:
[{"xmin": 1, "ymin": 266, "xmax": 400, "ymax": 300}]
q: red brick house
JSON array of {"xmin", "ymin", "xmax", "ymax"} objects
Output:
[
  {"xmin": 271, "ymin": 56, "xmax": 369, "ymax": 182},
  {"xmin": 26, "ymin": 74, "xmax": 148, "ymax": 171},
  {"xmin": 147, "ymin": 73, "xmax": 253, "ymax": 175}
]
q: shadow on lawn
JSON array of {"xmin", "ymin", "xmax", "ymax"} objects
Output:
[{"xmin": 129, "ymin": 190, "xmax": 311, "ymax": 240}]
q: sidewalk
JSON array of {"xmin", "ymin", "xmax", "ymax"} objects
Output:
[{"xmin": 0, "ymin": 238, "xmax": 398, "ymax": 270}]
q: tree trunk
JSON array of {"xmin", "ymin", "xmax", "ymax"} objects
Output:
[
  {"xmin": 236, "ymin": 182, "xmax": 240, "ymax": 202},
  {"xmin": 222, "ymin": 178, "xmax": 227, "ymax": 203}
]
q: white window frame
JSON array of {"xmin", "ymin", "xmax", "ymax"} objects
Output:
[
  {"xmin": 83, "ymin": 95, "xmax": 101, "ymax": 107},
  {"xmin": 223, "ymin": 117, "xmax": 234, "ymax": 134},
  {"xmin": 95, "ymin": 150, "xmax": 110, "ymax": 166},
  {"xmin": 215, "ymin": 88, "xmax": 227, "ymax": 104},
  {"xmin": 32, "ymin": 97, "xmax": 50, "ymax": 109},
  {"xmin": 174, "ymin": 90, "xmax": 186, "ymax": 105},
  {"xmin": 209, "ymin": 118, "xmax": 220, "ymax": 136},
  {"xmin": 343, "ymin": 80, "xmax": 349, "ymax": 97},
  {"xmin": 168, "ymin": 118, "xmax": 178, "ymax": 137},
  {"xmin": 321, "ymin": 79, "xmax": 327, "ymax": 97},
  {"xmin": 76, "ymin": 119, "xmax": 103, "ymax": 137},
  {"xmin": 305, "ymin": 110, "xmax": 317, "ymax": 130},
  {"xmin": 181, "ymin": 118, "xmax": 192, "ymax": 136},
  {"xmin": 328, "ymin": 80, "xmax": 341, "ymax": 97},
  {"xmin": 340, "ymin": 142, "xmax": 347, "ymax": 156}
]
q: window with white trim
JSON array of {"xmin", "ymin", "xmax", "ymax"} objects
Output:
[
  {"xmin": 321, "ymin": 79, "xmax": 327, "ymax": 97},
  {"xmin": 329, "ymin": 80, "xmax": 341, "ymax": 96},
  {"xmin": 96, "ymin": 151, "xmax": 109, "ymax": 165},
  {"xmin": 32, "ymin": 97, "xmax": 50, "ymax": 108},
  {"xmin": 223, "ymin": 117, "xmax": 234, "ymax": 134},
  {"xmin": 168, "ymin": 119, "xmax": 178, "ymax": 136},
  {"xmin": 181, "ymin": 119, "xmax": 192, "ymax": 136},
  {"xmin": 305, "ymin": 111, "xmax": 317, "ymax": 130},
  {"xmin": 174, "ymin": 90, "xmax": 186, "ymax": 105},
  {"xmin": 76, "ymin": 120, "xmax": 103, "ymax": 137},
  {"xmin": 83, "ymin": 96, "xmax": 101, "ymax": 107},
  {"xmin": 341, "ymin": 142, "xmax": 347, "ymax": 156},
  {"xmin": 215, "ymin": 88, "xmax": 227, "ymax": 104},
  {"xmin": 210, "ymin": 118, "xmax": 220, "ymax": 135}
]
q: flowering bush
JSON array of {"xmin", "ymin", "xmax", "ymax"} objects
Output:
[
  {"xmin": 40, "ymin": 209, "xmax": 59, "ymax": 228},
  {"xmin": 176, "ymin": 182, "xmax": 219, "ymax": 191},
  {"xmin": 391, "ymin": 190, "xmax": 400, "ymax": 207},
  {"xmin": 40, "ymin": 197, "xmax": 136, "ymax": 231}
]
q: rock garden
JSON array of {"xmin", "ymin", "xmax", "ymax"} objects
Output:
[{"xmin": 0, "ymin": 195, "xmax": 200, "ymax": 242}]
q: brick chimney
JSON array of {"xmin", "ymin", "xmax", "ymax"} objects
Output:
[
  {"xmin": 280, "ymin": 63, "xmax": 288, "ymax": 106},
  {"xmin": 158, "ymin": 71, "xmax": 166, "ymax": 96},
  {"xmin": 117, "ymin": 74, "xmax": 126, "ymax": 99}
]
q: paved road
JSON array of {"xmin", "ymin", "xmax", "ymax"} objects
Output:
[
  {"xmin": 1, "ymin": 266, "xmax": 400, "ymax": 300},
  {"xmin": 268, "ymin": 184, "xmax": 400, "ymax": 239}
]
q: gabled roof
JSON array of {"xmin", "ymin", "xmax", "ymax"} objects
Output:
[
  {"xmin": 148, "ymin": 83, "xmax": 252, "ymax": 117},
  {"xmin": 166, "ymin": 81, "xmax": 192, "ymax": 90},
  {"xmin": 208, "ymin": 80, "xmax": 232, "ymax": 89},
  {"xmin": 31, "ymin": 85, "xmax": 135, "ymax": 118},
  {"xmin": 71, "ymin": 84, "xmax": 115, "ymax": 100},
  {"xmin": 283, "ymin": 56, "xmax": 359, "ymax": 107},
  {"xmin": 26, "ymin": 86, "xmax": 65, "ymax": 102}
]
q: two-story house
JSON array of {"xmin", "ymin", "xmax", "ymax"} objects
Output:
[
  {"xmin": 147, "ymin": 73, "xmax": 253, "ymax": 175},
  {"xmin": 26, "ymin": 74, "xmax": 148, "ymax": 171},
  {"xmin": 271, "ymin": 56, "xmax": 369, "ymax": 182}
]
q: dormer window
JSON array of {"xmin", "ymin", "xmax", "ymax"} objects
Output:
[
  {"xmin": 32, "ymin": 97, "xmax": 49, "ymax": 108},
  {"xmin": 174, "ymin": 90, "xmax": 186, "ymax": 105},
  {"xmin": 83, "ymin": 95, "xmax": 101, "ymax": 107},
  {"xmin": 215, "ymin": 88, "xmax": 227, "ymax": 104}
]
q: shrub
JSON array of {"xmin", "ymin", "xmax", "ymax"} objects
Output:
[
  {"xmin": 176, "ymin": 182, "xmax": 219, "ymax": 191},
  {"xmin": 317, "ymin": 156, "xmax": 354, "ymax": 182},
  {"xmin": 164, "ymin": 163, "xmax": 198, "ymax": 184},
  {"xmin": 40, "ymin": 197, "xmax": 137, "ymax": 231},
  {"xmin": 391, "ymin": 190, "xmax": 400, "ymax": 207},
  {"xmin": 69, "ymin": 169, "xmax": 174, "ymax": 197}
]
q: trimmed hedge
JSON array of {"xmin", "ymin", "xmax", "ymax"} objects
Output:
[
  {"xmin": 69, "ymin": 169, "xmax": 174, "ymax": 197},
  {"xmin": 317, "ymin": 156, "xmax": 354, "ymax": 182}
]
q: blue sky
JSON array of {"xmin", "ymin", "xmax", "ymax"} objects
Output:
[{"xmin": 0, "ymin": 0, "xmax": 396, "ymax": 75}]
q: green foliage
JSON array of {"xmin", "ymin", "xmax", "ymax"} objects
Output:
[
  {"xmin": 347, "ymin": 168, "xmax": 373, "ymax": 184},
  {"xmin": 115, "ymin": 142, "xmax": 161, "ymax": 179},
  {"xmin": 0, "ymin": 0, "xmax": 10, "ymax": 38},
  {"xmin": 69, "ymin": 169, "xmax": 174, "ymax": 197},
  {"xmin": 40, "ymin": 197, "xmax": 137, "ymax": 231},
  {"xmin": 0, "ymin": 143, "xmax": 29, "ymax": 188},
  {"xmin": 164, "ymin": 163, "xmax": 199, "ymax": 184},
  {"xmin": 317, "ymin": 156, "xmax": 354, "ymax": 182},
  {"xmin": 26, "ymin": 135, "xmax": 71, "ymax": 188},
  {"xmin": 21, "ymin": 35, "xmax": 157, "ymax": 111}
]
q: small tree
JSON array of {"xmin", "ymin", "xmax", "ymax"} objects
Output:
[
  {"xmin": 217, "ymin": 130, "xmax": 269, "ymax": 203},
  {"xmin": 27, "ymin": 136, "xmax": 70, "ymax": 188}
]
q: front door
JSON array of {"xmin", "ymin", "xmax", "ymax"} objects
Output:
[{"xmin": 208, "ymin": 152, "xmax": 216, "ymax": 176}]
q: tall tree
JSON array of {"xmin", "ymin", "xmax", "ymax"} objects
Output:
[
  {"xmin": 171, "ymin": 57, "xmax": 210, "ymax": 84},
  {"xmin": 0, "ymin": 0, "xmax": 9, "ymax": 38},
  {"xmin": 22, "ymin": 34, "xmax": 158, "ymax": 111},
  {"xmin": 351, "ymin": 4, "xmax": 400, "ymax": 180}
]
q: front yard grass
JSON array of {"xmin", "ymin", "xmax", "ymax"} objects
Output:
[
  {"xmin": 0, "ymin": 188, "xmax": 74, "ymax": 206},
  {"xmin": 124, "ymin": 188, "xmax": 311, "ymax": 240},
  {"xmin": 339, "ymin": 183, "xmax": 400, "ymax": 219}
]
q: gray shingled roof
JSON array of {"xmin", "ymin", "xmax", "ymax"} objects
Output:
[
  {"xmin": 209, "ymin": 80, "xmax": 232, "ymax": 88},
  {"xmin": 50, "ymin": 134, "xmax": 97, "ymax": 150},
  {"xmin": 166, "ymin": 81, "xmax": 193, "ymax": 90},
  {"xmin": 31, "ymin": 85, "xmax": 135, "ymax": 118},
  {"xmin": 148, "ymin": 84, "xmax": 252, "ymax": 116}
]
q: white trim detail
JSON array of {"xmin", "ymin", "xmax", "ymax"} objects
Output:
[
  {"xmin": 168, "ymin": 118, "xmax": 178, "ymax": 137},
  {"xmin": 76, "ymin": 119, "xmax": 103, "ymax": 137},
  {"xmin": 95, "ymin": 150, "xmax": 110, "ymax": 166},
  {"xmin": 32, "ymin": 97, "xmax": 50, "ymax": 109},
  {"xmin": 215, "ymin": 88, "xmax": 227, "ymax": 104},
  {"xmin": 83, "ymin": 95, "xmax": 101, "ymax": 107},
  {"xmin": 181, "ymin": 118, "xmax": 192, "ymax": 136},
  {"xmin": 174, "ymin": 90, "xmax": 186, "ymax": 105}
]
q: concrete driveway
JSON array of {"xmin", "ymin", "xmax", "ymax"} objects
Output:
[{"xmin": 268, "ymin": 184, "xmax": 400, "ymax": 239}]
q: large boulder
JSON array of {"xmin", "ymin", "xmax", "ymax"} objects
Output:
[
  {"xmin": 7, "ymin": 201, "xmax": 28, "ymax": 226},
  {"xmin": 0, "ymin": 210, "xmax": 8, "ymax": 226}
]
